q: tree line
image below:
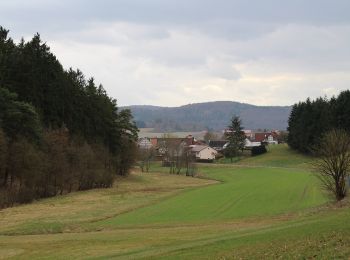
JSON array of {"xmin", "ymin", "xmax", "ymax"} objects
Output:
[
  {"xmin": 287, "ymin": 90, "xmax": 350, "ymax": 153},
  {"xmin": 0, "ymin": 27, "xmax": 138, "ymax": 208},
  {"xmin": 288, "ymin": 91, "xmax": 350, "ymax": 201}
]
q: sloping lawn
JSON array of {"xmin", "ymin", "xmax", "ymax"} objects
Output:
[
  {"xmin": 96, "ymin": 166, "xmax": 326, "ymax": 228},
  {"xmin": 0, "ymin": 144, "xmax": 347, "ymax": 259}
]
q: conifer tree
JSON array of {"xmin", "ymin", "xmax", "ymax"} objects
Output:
[
  {"xmin": 0, "ymin": 26, "xmax": 139, "ymax": 208},
  {"xmin": 225, "ymin": 116, "xmax": 246, "ymax": 162}
]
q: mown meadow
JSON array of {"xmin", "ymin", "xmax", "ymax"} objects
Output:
[{"xmin": 0, "ymin": 144, "xmax": 350, "ymax": 259}]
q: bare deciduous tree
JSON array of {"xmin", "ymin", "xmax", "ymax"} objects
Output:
[
  {"xmin": 138, "ymin": 147, "xmax": 155, "ymax": 172},
  {"xmin": 203, "ymin": 131, "xmax": 218, "ymax": 143},
  {"xmin": 313, "ymin": 129, "xmax": 350, "ymax": 201}
]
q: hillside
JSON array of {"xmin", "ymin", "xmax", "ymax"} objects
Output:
[
  {"xmin": 1, "ymin": 145, "xmax": 349, "ymax": 259},
  {"xmin": 124, "ymin": 101, "xmax": 291, "ymax": 131}
]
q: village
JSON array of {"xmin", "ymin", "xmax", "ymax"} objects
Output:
[{"xmin": 137, "ymin": 129, "xmax": 282, "ymax": 163}]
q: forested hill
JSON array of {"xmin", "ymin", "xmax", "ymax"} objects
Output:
[
  {"xmin": 124, "ymin": 101, "xmax": 291, "ymax": 131},
  {"xmin": 0, "ymin": 26, "xmax": 138, "ymax": 208}
]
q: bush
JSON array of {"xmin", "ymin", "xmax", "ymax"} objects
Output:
[
  {"xmin": 251, "ymin": 145, "xmax": 267, "ymax": 156},
  {"xmin": 312, "ymin": 129, "xmax": 350, "ymax": 201}
]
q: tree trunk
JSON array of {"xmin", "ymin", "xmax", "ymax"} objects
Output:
[{"xmin": 2, "ymin": 168, "xmax": 8, "ymax": 187}]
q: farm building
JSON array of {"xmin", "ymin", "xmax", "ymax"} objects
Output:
[
  {"xmin": 190, "ymin": 145, "xmax": 218, "ymax": 161},
  {"xmin": 253, "ymin": 132, "xmax": 278, "ymax": 144},
  {"xmin": 150, "ymin": 136, "xmax": 195, "ymax": 149},
  {"xmin": 146, "ymin": 136, "xmax": 195, "ymax": 159},
  {"xmin": 244, "ymin": 139, "xmax": 261, "ymax": 148}
]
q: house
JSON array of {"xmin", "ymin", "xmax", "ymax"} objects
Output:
[
  {"xmin": 190, "ymin": 145, "xmax": 218, "ymax": 161},
  {"xmin": 137, "ymin": 137, "xmax": 153, "ymax": 149},
  {"xmin": 252, "ymin": 133, "xmax": 268, "ymax": 142},
  {"xmin": 244, "ymin": 138, "xmax": 261, "ymax": 148},
  {"xmin": 266, "ymin": 134, "xmax": 278, "ymax": 145},
  {"xmin": 149, "ymin": 136, "xmax": 195, "ymax": 158},
  {"xmin": 243, "ymin": 129, "xmax": 254, "ymax": 139},
  {"xmin": 251, "ymin": 132, "xmax": 278, "ymax": 144},
  {"xmin": 150, "ymin": 136, "xmax": 194, "ymax": 148}
]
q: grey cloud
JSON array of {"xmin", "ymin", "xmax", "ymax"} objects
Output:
[
  {"xmin": 2, "ymin": 0, "xmax": 350, "ymax": 38},
  {"xmin": 2, "ymin": 0, "xmax": 350, "ymax": 106}
]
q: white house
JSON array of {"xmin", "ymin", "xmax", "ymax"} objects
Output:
[
  {"xmin": 137, "ymin": 137, "xmax": 153, "ymax": 149},
  {"xmin": 244, "ymin": 138, "xmax": 261, "ymax": 148},
  {"xmin": 190, "ymin": 145, "xmax": 218, "ymax": 161},
  {"xmin": 266, "ymin": 135, "xmax": 278, "ymax": 145}
]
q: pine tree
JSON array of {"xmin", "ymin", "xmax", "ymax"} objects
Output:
[
  {"xmin": 334, "ymin": 90, "xmax": 350, "ymax": 131},
  {"xmin": 0, "ymin": 26, "xmax": 139, "ymax": 208},
  {"xmin": 225, "ymin": 116, "xmax": 246, "ymax": 162}
]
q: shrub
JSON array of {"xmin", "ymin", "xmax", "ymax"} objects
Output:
[{"xmin": 251, "ymin": 145, "xmax": 267, "ymax": 156}]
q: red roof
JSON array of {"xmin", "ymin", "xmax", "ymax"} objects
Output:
[{"xmin": 254, "ymin": 133, "xmax": 269, "ymax": 142}]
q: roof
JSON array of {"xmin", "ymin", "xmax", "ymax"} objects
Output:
[
  {"xmin": 190, "ymin": 145, "xmax": 209, "ymax": 152},
  {"xmin": 209, "ymin": 140, "xmax": 228, "ymax": 148},
  {"xmin": 151, "ymin": 137, "xmax": 195, "ymax": 148},
  {"xmin": 253, "ymin": 133, "xmax": 269, "ymax": 142}
]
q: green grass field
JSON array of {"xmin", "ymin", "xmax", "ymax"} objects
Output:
[
  {"xmin": 0, "ymin": 144, "xmax": 349, "ymax": 259},
  {"xmin": 216, "ymin": 144, "xmax": 313, "ymax": 168}
]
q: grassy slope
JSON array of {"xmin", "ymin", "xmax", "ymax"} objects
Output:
[
  {"xmin": 240, "ymin": 144, "xmax": 314, "ymax": 168},
  {"xmin": 217, "ymin": 144, "xmax": 312, "ymax": 168},
  {"xmin": 98, "ymin": 167, "xmax": 325, "ymax": 227},
  {"xmin": 0, "ymin": 173, "xmax": 216, "ymax": 235},
  {"xmin": 156, "ymin": 207, "xmax": 350, "ymax": 259},
  {"xmin": 0, "ymin": 145, "xmax": 349, "ymax": 259}
]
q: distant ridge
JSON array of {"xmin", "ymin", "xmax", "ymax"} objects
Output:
[{"xmin": 123, "ymin": 101, "xmax": 291, "ymax": 131}]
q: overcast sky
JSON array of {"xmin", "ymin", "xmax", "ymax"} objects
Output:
[{"xmin": 1, "ymin": 0, "xmax": 350, "ymax": 107}]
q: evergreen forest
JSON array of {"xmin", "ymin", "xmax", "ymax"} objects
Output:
[
  {"xmin": 0, "ymin": 27, "xmax": 138, "ymax": 208},
  {"xmin": 288, "ymin": 90, "xmax": 350, "ymax": 153}
]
